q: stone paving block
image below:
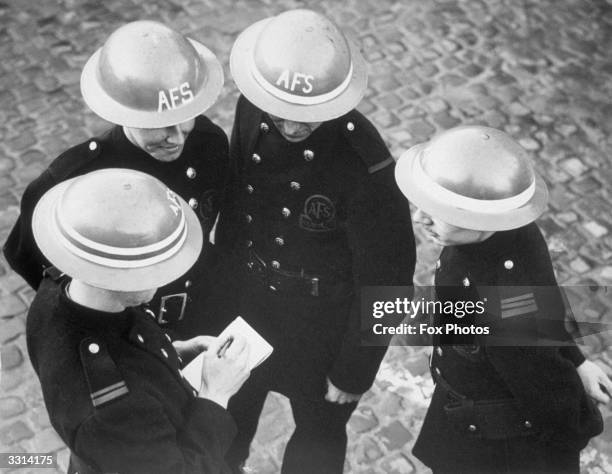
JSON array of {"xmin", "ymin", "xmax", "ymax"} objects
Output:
[
  {"xmin": 27, "ymin": 406, "xmax": 52, "ymax": 430},
  {"xmin": 0, "ymin": 421, "xmax": 34, "ymax": 445},
  {"xmin": 0, "ymin": 316, "xmax": 26, "ymax": 343},
  {"xmin": 380, "ymin": 452, "xmax": 416, "ymax": 474},
  {"xmin": 583, "ymin": 221, "xmax": 609, "ymax": 238},
  {"xmin": 377, "ymin": 420, "xmax": 413, "ymax": 451},
  {"xmin": 0, "ymin": 295, "xmax": 27, "ymax": 318},
  {"xmin": 0, "ymin": 397, "xmax": 26, "ymax": 420},
  {"xmin": 354, "ymin": 436, "xmax": 384, "ymax": 465},
  {"xmin": 0, "ymin": 344, "xmax": 23, "ymax": 370},
  {"xmin": 349, "ymin": 406, "xmax": 379, "ymax": 434},
  {"xmin": 22, "ymin": 427, "xmax": 64, "ymax": 453}
]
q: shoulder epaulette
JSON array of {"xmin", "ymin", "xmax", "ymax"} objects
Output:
[
  {"xmin": 48, "ymin": 137, "xmax": 104, "ymax": 181},
  {"xmin": 42, "ymin": 266, "xmax": 65, "ymax": 282},
  {"xmin": 79, "ymin": 337, "xmax": 129, "ymax": 408},
  {"xmin": 341, "ymin": 110, "xmax": 394, "ymax": 174}
]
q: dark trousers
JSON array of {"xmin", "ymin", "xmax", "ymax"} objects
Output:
[{"xmin": 226, "ymin": 375, "xmax": 357, "ymax": 474}]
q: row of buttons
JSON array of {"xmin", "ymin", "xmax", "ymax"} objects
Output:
[
  {"xmin": 251, "ymin": 149, "xmax": 315, "ymax": 164},
  {"xmin": 244, "ymin": 207, "xmax": 292, "ymax": 223},
  {"xmin": 257, "ymin": 121, "xmax": 355, "ymax": 133},
  {"xmin": 245, "ymin": 182, "xmax": 301, "ymax": 194},
  {"xmin": 245, "ymin": 237, "xmax": 284, "ymax": 247}
]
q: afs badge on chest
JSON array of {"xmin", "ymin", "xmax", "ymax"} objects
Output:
[{"xmin": 299, "ymin": 194, "xmax": 336, "ymax": 232}]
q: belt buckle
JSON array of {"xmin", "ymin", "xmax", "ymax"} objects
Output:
[{"xmin": 158, "ymin": 293, "xmax": 188, "ymax": 324}]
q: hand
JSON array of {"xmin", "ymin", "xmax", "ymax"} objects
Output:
[
  {"xmin": 324, "ymin": 377, "xmax": 362, "ymax": 404},
  {"xmin": 577, "ymin": 359, "xmax": 612, "ymax": 404},
  {"xmin": 198, "ymin": 334, "xmax": 251, "ymax": 408},
  {"xmin": 172, "ymin": 335, "xmax": 217, "ymax": 362}
]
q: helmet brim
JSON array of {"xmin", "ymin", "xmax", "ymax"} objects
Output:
[
  {"xmin": 80, "ymin": 39, "xmax": 224, "ymax": 128},
  {"xmin": 32, "ymin": 178, "xmax": 204, "ymax": 292},
  {"xmin": 395, "ymin": 145, "xmax": 549, "ymax": 231},
  {"xmin": 230, "ymin": 19, "xmax": 368, "ymax": 122}
]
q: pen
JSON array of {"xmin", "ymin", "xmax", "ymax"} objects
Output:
[{"xmin": 217, "ymin": 336, "xmax": 234, "ymax": 358}]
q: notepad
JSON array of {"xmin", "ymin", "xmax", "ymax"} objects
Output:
[{"xmin": 181, "ymin": 316, "xmax": 273, "ymax": 391}]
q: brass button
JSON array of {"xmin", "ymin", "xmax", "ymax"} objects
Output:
[
  {"xmin": 435, "ymin": 259, "xmax": 441, "ymax": 270},
  {"xmin": 88, "ymin": 343, "xmax": 100, "ymax": 354},
  {"xmin": 504, "ymin": 260, "xmax": 514, "ymax": 270},
  {"xmin": 88, "ymin": 141, "xmax": 98, "ymax": 151},
  {"xmin": 252, "ymin": 153, "xmax": 262, "ymax": 164},
  {"xmin": 186, "ymin": 167, "xmax": 196, "ymax": 179},
  {"xmin": 137, "ymin": 334, "xmax": 144, "ymax": 344},
  {"xmin": 246, "ymin": 240, "xmax": 253, "ymax": 248},
  {"xmin": 346, "ymin": 122, "xmax": 355, "ymax": 132},
  {"xmin": 184, "ymin": 280, "xmax": 192, "ymax": 288},
  {"xmin": 271, "ymin": 260, "xmax": 280, "ymax": 269},
  {"xmin": 436, "ymin": 346, "xmax": 443, "ymax": 357},
  {"xmin": 290, "ymin": 181, "xmax": 301, "ymax": 191},
  {"xmin": 245, "ymin": 214, "xmax": 253, "ymax": 224},
  {"xmin": 274, "ymin": 237, "xmax": 285, "ymax": 246},
  {"xmin": 246, "ymin": 184, "xmax": 254, "ymax": 194},
  {"xmin": 247, "ymin": 262, "xmax": 254, "ymax": 270},
  {"xmin": 303, "ymin": 150, "xmax": 314, "ymax": 161},
  {"xmin": 524, "ymin": 420, "xmax": 532, "ymax": 429},
  {"xmin": 260, "ymin": 122, "xmax": 269, "ymax": 133},
  {"xmin": 281, "ymin": 207, "xmax": 291, "ymax": 218},
  {"xmin": 468, "ymin": 424, "xmax": 477, "ymax": 432},
  {"xmin": 462, "ymin": 277, "xmax": 470, "ymax": 287},
  {"xmin": 188, "ymin": 198, "xmax": 198, "ymax": 209}
]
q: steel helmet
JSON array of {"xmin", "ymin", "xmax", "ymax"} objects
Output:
[
  {"xmin": 230, "ymin": 9, "xmax": 367, "ymax": 122},
  {"xmin": 32, "ymin": 169, "xmax": 203, "ymax": 291},
  {"xmin": 395, "ymin": 126, "xmax": 548, "ymax": 231},
  {"xmin": 81, "ymin": 21, "xmax": 223, "ymax": 128}
]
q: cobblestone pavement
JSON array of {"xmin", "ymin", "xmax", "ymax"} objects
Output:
[{"xmin": 1, "ymin": 0, "xmax": 612, "ymax": 472}]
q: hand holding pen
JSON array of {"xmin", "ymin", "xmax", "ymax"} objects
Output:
[{"xmin": 198, "ymin": 334, "xmax": 250, "ymax": 408}]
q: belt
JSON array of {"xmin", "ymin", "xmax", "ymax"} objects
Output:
[
  {"xmin": 244, "ymin": 249, "xmax": 340, "ymax": 297},
  {"xmin": 432, "ymin": 366, "xmax": 537, "ymax": 440}
]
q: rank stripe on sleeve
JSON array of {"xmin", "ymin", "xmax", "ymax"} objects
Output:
[
  {"xmin": 501, "ymin": 303, "xmax": 538, "ymax": 318},
  {"xmin": 501, "ymin": 292, "xmax": 538, "ymax": 318},
  {"xmin": 500, "ymin": 292, "xmax": 534, "ymax": 304},
  {"xmin": 502, "ymin": 299, "xmax": 537, "ymax": 309},
  {"xmin": 91, "ymin": 381, "xmax": 129, "ymax": 407}
]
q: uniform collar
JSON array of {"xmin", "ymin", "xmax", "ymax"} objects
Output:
[
  {"xmin": 59, "ymin": 281, "xmax": 133, "ymax": 337},
  {"xmin": 446, "ymin": 225, "xmax": 527, "ymax": 261}
]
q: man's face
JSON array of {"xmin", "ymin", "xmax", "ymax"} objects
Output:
[
  {"xmin": 123, "ymin": 119, "xmax": 195, "ymax": 162},
  {"xmin": 268, "ymin": 114, "xmax": 322, "ymax": 142},
  {"xmin": 413, "ymin": 209, "xmax": 492, "ymax": 246}
]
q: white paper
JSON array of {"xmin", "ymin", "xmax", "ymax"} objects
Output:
[{"xmin": 181, "ymin": 316, "xmax": 273, "ymax": 390}]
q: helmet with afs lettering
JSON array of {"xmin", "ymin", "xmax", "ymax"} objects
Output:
[
  {"xmin": 230, "ymin": 9, "xmax": 367, "ymax": 122},
  {"xmin": 32, "ymin": 169, "xmax": 203, "ymax": 291},
  {"xmin": 395, "ymin": 126, "xmax": 548, "ymax": 231},
  {"xmin": 81, "ymin": 21, "xmax": 223, "ymax": 128}
]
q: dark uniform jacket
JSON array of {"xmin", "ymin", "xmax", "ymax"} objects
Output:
[
  {"xmin": 26, "ymin": 276, "xmax": 236, "ymax": 474},
  {"xmin": 413, "ymin": 223, "xmax": 602, "ymax": 473},
  {"xmin": 3, "ymin": 116, "xmax": 228, "ymax": 327},
  {"xmin": 210, "ymin": 96, "xmax": 416, "ymax": 397}
]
